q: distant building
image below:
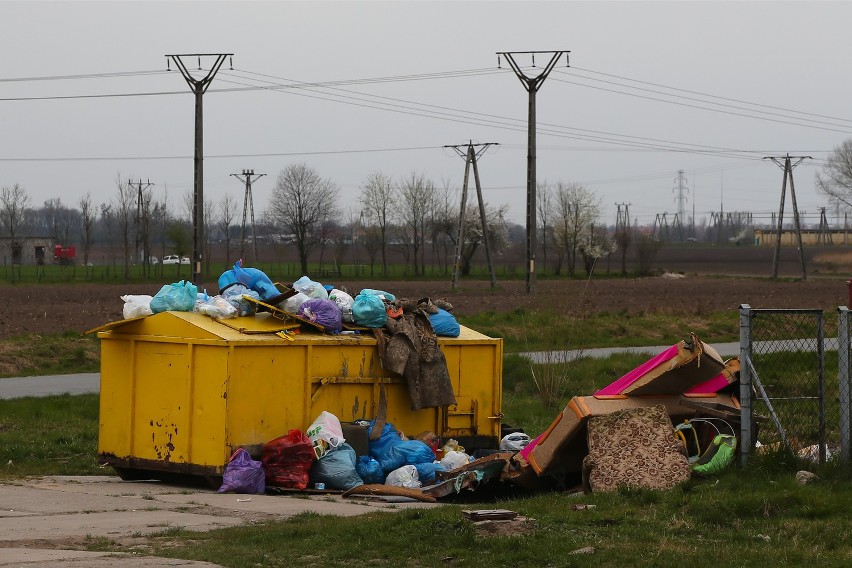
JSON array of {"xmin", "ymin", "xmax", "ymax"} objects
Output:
[
  {"xmin": 0, "ymin": 236, "xmax": 56, "ymax": 265},
  {"xmin": 753, "ymin": 229, "xmax": 851, "ymax": 247}
]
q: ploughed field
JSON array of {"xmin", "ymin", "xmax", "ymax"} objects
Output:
[{"xmin": 0, "ymin": 274, "xmax": 847, "ymax": 340}]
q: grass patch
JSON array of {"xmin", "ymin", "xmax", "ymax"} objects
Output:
[
  {"xmin": 459, "ymin": 308, "xmax": 737, "ymax": 353},
  {"xmin": 0, "ymin": 332, "xmax": 100, "ymax": 378},
  {"xmin": 144, "ymin": 469, "xmax": 852, "ymax": 567},
  {"xmin": 0, "ymin": 393, "xmax": 102, "ymax": 478}
]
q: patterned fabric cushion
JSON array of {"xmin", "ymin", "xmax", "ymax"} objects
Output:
[{"xmin": 582, "ymin": 404, "xmax": 690, "ymax": 492}]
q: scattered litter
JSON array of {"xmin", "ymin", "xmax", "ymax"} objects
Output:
[
  {"xmin": 795, "ymin": 471, "xmax": 818, "ymax": 485},
  {"xmin": 236, "ymin": 497, "xmax": 252, "ymax": 502},
  {"xmin": 571, "ymin": 504, "xmax": 596, "ymax": 511},
  {"xmin": 462, "ymin": 509, "xmax": 518, "ymax": 521},
  {"xmin": 757, "ymin": 534, "xmax": 771, "ymax": 542},
  {"xmin": 569, "ymin": 546, "xmax": 596, "ymax": 555}
]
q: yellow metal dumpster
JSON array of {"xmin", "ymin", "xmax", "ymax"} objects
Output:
[{"xmin": 95, "ymin": 311, "xmax": 502, "ymax": 480}]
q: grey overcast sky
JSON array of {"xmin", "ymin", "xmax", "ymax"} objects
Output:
[{"xmin": 2, "ymin": 0, "xmax": 851, "ymax": 228}]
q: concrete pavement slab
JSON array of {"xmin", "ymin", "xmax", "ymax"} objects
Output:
[
  {"xmin": 0, "ymin": 548, "xmax": 223, "ymax": 567},
  {"xmin": 0, "ymin": 475, "xmax": 438, "ymax": 567}
]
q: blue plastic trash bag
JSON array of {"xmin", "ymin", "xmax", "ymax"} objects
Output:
[
  {"xmin": 352, "ymin": 294, "xmax": 387, "ymax": 328},
  {"xmin": 359, "ymin": 288, "xmax": 396, "ymax": 302},
  {"xmin": 222, "ymin": 284, "xmax": 259, "ymax": 316},
  {"xmin": 234, "ymin": 263, "xmax": 278, "ymax": 301},
  {"xmin": 429, "ymin": 308, "xmax": 460, "ymax": 337},
  {"xmin": 356, "ymin": 455, "xmax": 385, "ymax": 484},
  {"xmin": 309, "ymin": 443, "xmax": 363, "ymax": 490},
  {"xmin": 150, "ymin": 280, "xmax": 198, "ymax": 313},
  {"xmin": 414, "ymin": 461, "xmax": 446, "ymax": 485},
  {"xmin": 299, "ymin": 298, "xmax": 343, "ymax": 333},
  {"xmin": 218, "ymin": 448, "xmax": 265, "ymax": 494},
  {"xmin": 366, "ymin": 421, "xmax": 434, "ymax": 473},
  {"xmin": 383, "ymin": 440, "xmax": 436, "ymax": 473}
]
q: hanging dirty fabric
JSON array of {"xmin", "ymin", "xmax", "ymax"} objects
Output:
[{"xmin": 375, "ymin": 309, "xmax": 456, "ymax": 411}]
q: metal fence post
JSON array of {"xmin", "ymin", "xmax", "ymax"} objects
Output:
[
  {"xmin": 839, "ymin": 307, "xmax": 851, "ymax": 464},
  {"xmin": 817, "ymin": 310, "xmax": 826, "ymax": 464},
  {"xmin": 739, "ymin": 304, "xmax": 753, "ymax": 466}
]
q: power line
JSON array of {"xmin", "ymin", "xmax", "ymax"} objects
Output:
[
  {"xmin": 0, "ymin": 145, "xmax": 442, "ymax": 162},
  {"xmin": 0, "ymin": 69, "xmax": 172, "ymax": 83},
  {"xmin": 551, "ymin": 70, "xmax": 852, "ymax": 135},
  {"xmin": 568, "ymin": 65, "xmax": 852, "ymax": 125}
]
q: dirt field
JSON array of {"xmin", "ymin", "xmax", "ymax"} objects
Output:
[{"xmin": 1, "ymin": 274, "xmax": 848, "ymax": 340}]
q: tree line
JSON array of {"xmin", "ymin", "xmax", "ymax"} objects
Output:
[{"xmin": 1, "ymin": 163, "xmax": 622, "ymax": 279}]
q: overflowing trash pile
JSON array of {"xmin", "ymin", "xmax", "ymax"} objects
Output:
[
  {"xmin": 112, "ymin": 262, "xmax": 744, "ymax": 500},
  {"xmin": 120, "ymin": 260, "xmax": 462, "ymax": 339},
  {"xmin": 217, "ymin": 407, "xmax": 517, "ymax": 500},
  {"xmin": 215, "ymin": 331, "xmax": 743, "ymax": 500}
]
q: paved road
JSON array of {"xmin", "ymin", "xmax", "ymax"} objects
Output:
[{"xmin": 0, "ymin": 372, "xmax": 100, "ymax": 399}]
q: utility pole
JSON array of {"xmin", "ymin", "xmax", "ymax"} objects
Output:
[
  {"xmin": 673, "ymin": 170, "xmax": 689, "ymax": 241},
  {"xmin": 817, "ymin": 207, "xmax": 833, "ymax": 245},
  {"xmin": 166, "ymin": 53, "xmax": 232, "ymax": 284},
  {"xmin": 445, "ymin": 141, "xmax": 499, "ymax": 290},
  {"xmin": 230, "ymin": 169, "xmax": 265, "ymax": 264},
  {"xmin": 765, "ymin": 154, "xmax": 810, "ymax": 280},
  {"xmin": 497, "ymin": 50, "xmax": 569, "ymax": 294},
  {"xmin": 131, "ymin": 178, "xmax": 153, "ymax": 267}
]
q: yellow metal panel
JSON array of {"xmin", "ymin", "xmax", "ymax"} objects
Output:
[
  {"xmin": 214, "ymin": 313, "xmax": 300, "ymax": 334},
  {"xmin": 225, "ymin": 345, "xmax": 308, "ymax": 450},
  {"xmin": 129, "ymin": 341, "xmax": 194, "ymax": 464},
  {"xmin": 189, "ymin": 345, "xmax": 229, "ymax": 465},
  {"xmin": 98, "ymin": 339, "xmax": 135, "ymax": 457}
]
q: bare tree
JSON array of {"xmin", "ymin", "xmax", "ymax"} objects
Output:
[
  {"xmin": 359, "ymin": 171, "xmax": 395, "ymax": 276},
  {"xmin": 455, "ymin": 202, "xmax": 509, "ymax": 276},
  {"xmin": 204, "ymin": 196, "xmax": 215, "ymax": 276},
  {"xmin": 138, "ymin": 186, "xmax": 156, "ymax": 276},
  {"xmin": 218, "ymin": 193, "xmax": 237, "ymax": 266},
  {"xmin": 816, "ymin": 139, "xmax": 852, "ymax": 207},
  {"xmin": 267, "ymin": 163, "xmax": 339, "ymax": 275},
  {"xmin": 42, "ymin": 197, "xmax": 62, "ymax": 241},
  {"xmin": 99, "ymin": 203, "xmax": 115, "ymax": 268},
  {"xmin": 553, "ymin": 182, "xmax": 601, "ymax": 276},
  {"xmin": 112, "ymin": 175, "xmax": 135, "ymax": 279},
  {"xmin": 396, "ymin": 172, "xmax": 432, "ymax": 276},
  {"xmin": 430, "ymin": 179, "xmax": 457, "ymax": 275},
  {"xmin": 537, "ymin": 181, "xmax": 553, "ymax": 275},
  {"xmin": 0, "ymin": 183, "xmax": 31, "ymax": 266},
  {"xmin": 79, "ymin": 193, "xmax": 96, "ymax": 270}
]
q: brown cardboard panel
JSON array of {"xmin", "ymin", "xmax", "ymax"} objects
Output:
[
  {"xmin": 526, "ymin": 393, "xmax": 738, "ymax": 475},
  {"xmin": 621, "ymin": 339, "xmax": 725, "ymax": 396}
]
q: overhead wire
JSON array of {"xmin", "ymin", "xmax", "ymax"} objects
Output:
[
  {"xmin": 223, "ymin": 67, "xmax": 769, "ymax": 162},
  {"xmin": 569, "ymin": 65, "xmax": 852, "ymax": 125},
  {"xmin": 551, "ymin": 70, "xmax": 852, "ymax": 135}
]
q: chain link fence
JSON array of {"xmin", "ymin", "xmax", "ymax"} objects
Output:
[
  {"xmin": 738, "ymin": 305, "xmax": 847, "ymax": 465},
  {"xmin": 837, "ymin": 308, "xmax": 852, "ymax": 463}
]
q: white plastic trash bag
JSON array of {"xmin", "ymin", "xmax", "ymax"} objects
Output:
[
  {"xmin": 329, "ymin": 289, "xmax": 355, "ymax": 322},
  {"xmin": 385, "ymin": 465, "xmax": 421, "ymax": 488},
  {"xmin": 283, "ymin": 292, "xmax": 311, "ymax": 314},
  {"xmin": 292, "ymin": 276, "xmax": 329, "ymax": 300},
  {"xmin": 439, "ymin": 450, "xmax": 470, "ymax": 471},
  {"xmin": 121, "ymin": 294, "xmax": 153, "ymax": 319},
  {"xmin": 306, "ymin": 411, "xmax": 345, "ymax": 459},
  {"xmin": 195, "ymin": 294, "xmax": 238, "ymax": 319},
  {"xmin": 500, "ymin": 432, "xmax": 531, "ymax": 452}
]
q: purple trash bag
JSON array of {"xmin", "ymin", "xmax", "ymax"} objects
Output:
[
  {"xmin": 218, "ymin": 448, "xmax": 265, "ymax": 494},
  {"xmin": 299, "ymin": 298, "xmax": 343, "ymax": 333}
]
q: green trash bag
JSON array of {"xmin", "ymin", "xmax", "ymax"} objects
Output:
[{"xmin": 691, "ymin": 434, "xmax": 737, "ymax": 476}]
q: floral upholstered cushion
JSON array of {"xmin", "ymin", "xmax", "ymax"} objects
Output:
[{"xmin": 582, "ymin": 404, "xmax": 690, "ymax": 492}]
